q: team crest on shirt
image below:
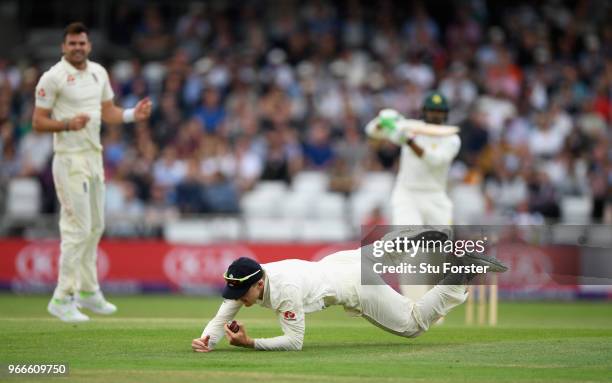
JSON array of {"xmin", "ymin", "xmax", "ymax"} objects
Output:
[
  {"xmin": 37, "ymin": 88, "xmax": 46, "ymax": 98},
  {"xmin": 67, "ymin": 74, "xmax": 76, "ymax": 85},
  {"xmin": 283, "ymin": 311, "xmax": 296, "ymax": 321}
]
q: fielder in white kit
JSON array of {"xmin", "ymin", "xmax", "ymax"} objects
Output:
[
  {"xmin": 32, "ymin": 22, "xmax": 152, "ymax": 322},
  {"xmin": 191, "ymin": 229, "xmax": 507, "ymax": 352},
  {"xmin": 366, "ymin": 92, "xmax": 461, "ymax": 301}
]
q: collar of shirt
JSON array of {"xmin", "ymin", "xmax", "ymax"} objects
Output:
[
  {"xmin": 256, "ymin": 271, "xmax": 272, "ymax": 308},
  {"xmin": 61, "ymin": 56, "xmax": 90, "ymax": 74}
]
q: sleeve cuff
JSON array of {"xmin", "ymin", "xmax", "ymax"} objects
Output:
[{"xmin": 35, "ymin": 100, "xmax": 54, "ymax": 109}]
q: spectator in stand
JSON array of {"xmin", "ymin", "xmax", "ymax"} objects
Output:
[
  {"xmin": 198, "ymin": 137, "xmax": 240, "ymax": 213},
  {"xmin": 152, "ymin": 146, "xmax": 187, "ymax": 200},
  {"xmin": 173, "ymin": 118, "xmax": 203, "ymax": 160},
  {"xmin": 193, "ymin": 88, "xmax": 226, "ymax": 135},
  {"xmin": 529, "ymin": 111, "xmax": 567, "ymax": 159},
  {"xmin": 150, "ymin": 92, "xmax": 183, "ymax": 146},
  {"xmin": 458, "ymin": 108, "xmax": 489, "ymax": 167},
  {"xmin": 527, "ymin": 171, "xmax": 560, "ymax": 219},
  {"xmin": 134, "ymin": 5, "xmax": 174, "ymax": 60},
  {"xmin": 102, "ymin": 124, "xmax": 127, "ymax": 174},
  {"xmin": 145, "ymin": 183, "xmax": 179, "ymax": 236},
  {"xmin": 175, "ymin": 158, "xmax": 205, "ymax": 214},
  {"xmin": 589, "ymin": 140, "xmax": 611, "ymax": 221},
  {"xmin": 175, "ymin": 3, "xmax": 210, "ymax": 61},
  {"xmin": 232, "ymin": 136, "xmax": 262, "ymax": 193},
  {"xmin": 334, "ymin": 122, "xmax": 368, "ymax": 176},
  {"xmin": 260, "ymin": 124, "xmax": 302, "ymax": 184},
  {"xmin": 17, "ymin": 127, "xmax": 52, "ymax": 177},
  {"xmin": 484, "ymin": 157, "xmax": 529, "ymax": 214},
  {"xmin": 439, "ymin": 62, "xmax": 478, "ymax": 124},
  {"xmin": 0, "ymin": 0, "xmax": 609, "ymax": 233},
  {"xmin": 0, "ymin": 121, "xmax": 19, "ymax": 182},
  {"xmin": 302, "ymin": 118, "xmax": 335, "ymax": 169}
]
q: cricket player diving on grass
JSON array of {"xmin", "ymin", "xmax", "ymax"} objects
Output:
[
  {"xmin": 191, "ymin": 228, "xmax": 507, "ymax": 352},
  {"xmin": 32, "ymin": 22, "xmax": 152, "ymax": 322},
  {"xmin": 365, "ymin": 92, "xmax": 461, "ymax": 303}
]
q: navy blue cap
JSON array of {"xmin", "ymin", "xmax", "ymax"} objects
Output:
[{"xmin": 222, "ymin": 257, "xmax": 263, "ymax": 299}]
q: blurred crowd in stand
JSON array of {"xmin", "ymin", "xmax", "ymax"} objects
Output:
[{"xmin": 0, "ymin": 0, "xmax": 610, "ymax": 233}]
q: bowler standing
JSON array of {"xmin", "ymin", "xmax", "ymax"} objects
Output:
[{"xmin": 33, "ymin": 22, "xmax": 152, "ymax": 322}]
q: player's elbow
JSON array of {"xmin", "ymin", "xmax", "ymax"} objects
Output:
[
  {"xmin": 32, "ymin": 116, "xmax": 42, "ymax": 132},
  {"xmin": 32, "ymin": 111, "xmax": 50, "ymax": 133},
  {"xmin": 287, "ymin": 335, "xmax": 304, "ymax": 351}
]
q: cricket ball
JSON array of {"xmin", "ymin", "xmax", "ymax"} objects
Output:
[{"xmin": 228, "ymin": 320, "xmax": 240, "ymax": 333}]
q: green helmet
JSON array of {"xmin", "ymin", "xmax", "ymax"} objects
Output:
[{"xmin": 423, "ymin": 92, "xmax": 449, "ymax": 112}]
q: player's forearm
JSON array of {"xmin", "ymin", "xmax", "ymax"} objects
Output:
[
  {"xmin": 201, "ymin": 300, "xmax": 242, "ymax": 347},
  {"xmin": 32, "ymin": 115, "xmax": 68, "ymax": 133},
  {"xmin": 201, "ymin": 318, "xmax": 227, "ymax": 348},
  {"xmin": 254, "ymin": 334, "xmax": 303, "ymax": 351},
  {"xmin": 407, "ymin": 140, "xmax": 424, "ymax": 157},
  {"xmin": 101, "ymin": 104, "xmax": 125, "ymax": 125}
]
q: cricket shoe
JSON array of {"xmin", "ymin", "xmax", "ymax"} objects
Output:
[
  {"xmin": 442, "ymin": 251, "xmax": 508, "ymax": 285},
  {"xmin": 76, "ymin": 291, "xmax": 117, "ymax": 315},
  {"xmin": 461, "ymin": 251, "xmax": 508, "ymax": 274},
  {"xmin": 47, "ymin": 297, "xmax": 90, "ymax": 323}
]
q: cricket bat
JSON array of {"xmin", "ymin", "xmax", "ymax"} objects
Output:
[{"xmin": 398, "ymin": 118, "xmax": 459, "ymax": 136}]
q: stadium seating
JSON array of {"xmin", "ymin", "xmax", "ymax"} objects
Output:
[
  {"xmin": 3, "ymin": 178, "xmax": 42, "ymax": 225},
  {"xmin": 359, "ymin": 172, "xmax": 394, "ymax": 196},
  {"xmin": 450, "ymin": 183, "xmax": 486, "ymax": 224},
  {"xmin": 245, "ymin": 218, "xmax": 298, "ymax": 241},
  {"xmin": 281, "ymin": 193, "xmax": 315, "ymax": 219},
  {"xmin": 299, "ymin": 219, "xmax": 352, "ymax": 242},
  {"xmin": 313, "ymin": 193, "xmax": 346, "ymax": 219},
  {"xmin": 349, "ymin": 191, "xmax": 388, "ymax": 227},
  {"xmin": 241, "ymin": 182, "xmax": 288, "ymax": 218},
  {"xmin": 164, "ymin": 218, "xmax": 242, "ymax": 244},
  {"xmin": 560, "ymin": 196, "xmax": 593, "ymax": 224},
  {"xmin": 292, "ymin": 171, "xmax": 329, "ymax": 195}
]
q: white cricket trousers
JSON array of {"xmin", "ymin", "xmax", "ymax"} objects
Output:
[
  {"xmin": 52, "ymin": 151, "xmax": 105, "ymax": 299},
  {"xmin": 391, "ymin": 187, "xmax": 454, "ymax": 302},
  {"xmin": 391, "ymin": 187, "xmax": 453, "ymax": 226},
  {"xmin": 359, "ymin": 283, "xmax": 467, "ymax": 337},
  {"xmin": 321, "ymin": 250, "xmax": 467, "ymax": 338}
]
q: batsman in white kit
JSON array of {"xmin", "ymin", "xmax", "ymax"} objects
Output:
[
  {"xmin": 366, "ymin": 92, "xmax": 461, "ymax": 302},
  {"xmin": 192, "ymin": 228, "xmax": 507, "ymax": 352},
  {"xmin": 32, "ymin": 22, "xmax": 152, "ymax": 322}
]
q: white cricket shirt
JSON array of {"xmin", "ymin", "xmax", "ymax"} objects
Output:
[
  {"xmin": 396, "ymin": 134, "xmax": 461, "ymax": 192},
  {"xmin": 201, "ymin": 251, "xmax": 362, "ymax": 351},
  {"xmin": 365, "ymin": 116, "xmax": 461, "ymax": 191},
  {"xmin": 35, "ymin": 56, "xmax": 114, "ymax": 154}
]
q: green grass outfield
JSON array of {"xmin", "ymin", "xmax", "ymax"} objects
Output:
[{"xmin": 1, "ymin": 294, "xmax": 611, "ymax": 383}]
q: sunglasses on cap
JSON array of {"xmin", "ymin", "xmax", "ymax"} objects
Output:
[{"xmin": 223, "ymin": 269, "xmax": 261, "ymax": 286}]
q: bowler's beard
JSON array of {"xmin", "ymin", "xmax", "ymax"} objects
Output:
[
  {"xmin": 425, "ymin": 116, "xmax": 445, "ymax": 124},
  {"xmin": 423, "ymin": 111, "xmax": 447, "ymax": 125},
  {"xmin": 66, "ymin": 51, "xmax": 88, "ymax": 67}
]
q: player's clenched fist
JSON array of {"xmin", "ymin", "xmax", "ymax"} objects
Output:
[
  {"xmin": 224, "ymin": 321, "xmax": 254, "ymax": 348},
  {"xmin": 192, "ymin": 335, "xmax": 212, "ymax": 353},
  {"xmin": 134, "ymin": 97, "xmax": 152, "ymax": 121},
  {"xmin": 67, "ymin": 113, "xmax": 90, "ymax": 131}
]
